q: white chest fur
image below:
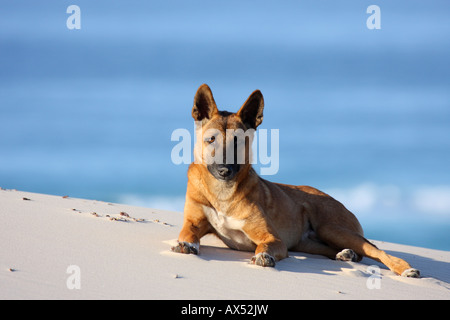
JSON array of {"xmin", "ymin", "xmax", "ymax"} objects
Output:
[{"xmin": 202, "ymin": 206, "xmax": 255, "ymax": 251}]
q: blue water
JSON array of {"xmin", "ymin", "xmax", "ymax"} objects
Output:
[{"xmin": 1, "ymin": 1, "xmax": 449, "ymax": 250}]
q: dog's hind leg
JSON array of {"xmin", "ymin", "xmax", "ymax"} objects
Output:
[
  {"xmin": 292, "ymin": 237, "xmax": 339, "ymax": 259},
  {"xmin": 316, "ymin": 225, "xmax": 420, "ymax": 277}
]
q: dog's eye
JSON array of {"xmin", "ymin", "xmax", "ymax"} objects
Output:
[{"xmin": 205, "ymin": 136, "xmax": 216, "ymax": 144}]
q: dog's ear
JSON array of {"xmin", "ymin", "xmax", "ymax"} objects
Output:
[
  {"xmin": 192, "ymin": 84, "xmax": 218, "ymax": 122},
  {"xmin": 237, "ymin": 90, "xmax": 264, "ymax": 129}
]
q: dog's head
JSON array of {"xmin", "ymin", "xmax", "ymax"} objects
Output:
[{"xmin": 192, "ymin": 84, "xmax": 264, "ymax": 182}]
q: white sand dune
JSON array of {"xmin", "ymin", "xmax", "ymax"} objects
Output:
[{"xmin": 1, "ymin": 189, "xmax": 449, "ymax": 300}]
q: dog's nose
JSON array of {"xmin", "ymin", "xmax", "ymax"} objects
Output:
[{"xmin": 217, "ymin": 165, "xmax": 232, "ymax": 178}]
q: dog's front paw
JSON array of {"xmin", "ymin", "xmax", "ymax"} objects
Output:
[
  {"xmin": 171, "ymin": 241, "xmax": 199, "ymax": 255},
  {"xmin": 336, "ymin": 249, "xmax": 358, "ymax": 262},
  {"xmin": 251, "ymin": 252, "xmax": 276, "ymax": 267}
]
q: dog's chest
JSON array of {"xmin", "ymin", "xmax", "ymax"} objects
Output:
[{"xmin": 202, "ymin": 206, "xmax": 255, "ymax": 251}]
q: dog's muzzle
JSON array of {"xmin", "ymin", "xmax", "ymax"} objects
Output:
[
  {"xmin": 217, "ymin": 165, "xmax": 233, "ymax": 178},
  {"xmin": 208, "ymin": 164, "xmax": 240, "ymax": 181}
]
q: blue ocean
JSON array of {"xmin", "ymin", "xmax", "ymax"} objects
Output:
[{"xmin": 1, "ymin": 1, "xmax": 449, "ymax": 250}]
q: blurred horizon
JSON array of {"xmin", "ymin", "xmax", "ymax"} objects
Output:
[{"xmin": 1, "ymin": 1, "xmax": 449, "ymax": 250}]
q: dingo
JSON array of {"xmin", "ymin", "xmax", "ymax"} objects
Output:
[{"xmin": 172, "ymin": 84, "xmax": 420, "ymax": 278}]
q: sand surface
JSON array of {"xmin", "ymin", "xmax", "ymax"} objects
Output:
[{"xmin": 1, "ymin": 189, "xmax": 449, "ymax": 300}]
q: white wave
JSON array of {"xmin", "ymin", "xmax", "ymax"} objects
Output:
[
  {"xmin": 412, "ymin": 186, "xmax": 450, "ymax": 216},
  {"xmin": 325, "ymin": 183, "xmax": 450, "ymax": 218},
  {"xmin": 324, "ymin": 183, "xmax": 402, "ymax": 215}
]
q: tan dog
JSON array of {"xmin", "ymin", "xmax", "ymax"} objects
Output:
[{"xmin": 172, "ymin": 84, "xmax": 420, "ymax": 277}]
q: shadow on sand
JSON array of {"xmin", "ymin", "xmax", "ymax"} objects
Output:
[{"xmin": 196, "ymin": 243, "xmax": 450, "ymax": 284}]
